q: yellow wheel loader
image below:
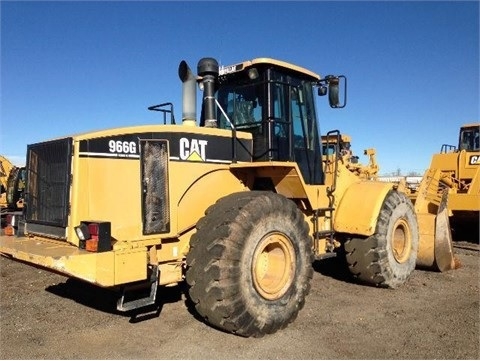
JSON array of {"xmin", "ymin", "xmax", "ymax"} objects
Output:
[
  {"xmin": 413, "ymin": 123, "xmax": 479, "ymax": 241},
  {"xmin": 0, "ymin": 57, "xmax": 456, "ymax": 337}
]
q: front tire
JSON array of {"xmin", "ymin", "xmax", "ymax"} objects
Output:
[
  {"xmin": 344, "ymin": 190, "xmax": 419, "ymax": 288},
  {"xmin": 186, "ymin": 191, "xmax": 313, "ymax": 337}
]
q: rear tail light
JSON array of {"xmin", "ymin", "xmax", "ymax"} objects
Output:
[
  {"xmin": 4, "ymin": 225, "xmax": 14, "ymax": 236},
  {"xmin": 75, "ymin": 221, "xmax": 112, "ymax": 252},
  {"xmin": 3, "ymin": 214, "xmax": 22, "ymax": 236}
]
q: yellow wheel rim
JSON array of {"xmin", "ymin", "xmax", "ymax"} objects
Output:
[
  {"xmin": 392, "ymin": 218, "xmax": 412, "ymax": 263},
  {"xmin": 252, "ymin": 232, "xmax": 295, "ymax": 300}
]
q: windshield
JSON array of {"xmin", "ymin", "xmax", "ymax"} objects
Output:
[
  {"xmin": 217, "ymin": 82, "xmax": 264, "ymax": 130},
  {"xmin": 459, "ymin": 127, "xmax": 480, "ymax": 151}
]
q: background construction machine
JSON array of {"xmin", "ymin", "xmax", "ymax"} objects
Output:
[
  {"xmin": 0, "ymin": 156, "xmax": 25, "ymax": 233},
  {"xmin": 412, "ymin": 123, "xmax": 479, "ymax": 241},
  {"xmin": 321, "ymin": 133, "xmax": 379, "ymax": 180},
  {"xmin": 0, "ymin": 57, "xmax": 456, "ymax": 337},
  {"xmin": 0, "ymin": 155, "xmax": 14, "ymax": 207}
]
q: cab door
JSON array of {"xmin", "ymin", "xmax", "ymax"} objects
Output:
[{"xmin": 289, "ymin": 84, "xmax": 323, "ymax": 185}]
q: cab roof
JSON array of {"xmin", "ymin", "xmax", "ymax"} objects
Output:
[
  {"xmin": 461, "ymin": 122, "xmax": 480, "ymax": 128},
  {"xmin": 219, "ymin": 57, "xmax": 320, "ymax": 81},
  {"xmin": 321, "ymin": 134, "xmax": 352, "ymax": 143}
]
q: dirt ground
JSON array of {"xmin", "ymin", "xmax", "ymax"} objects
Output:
[{"xmin": 0, "ymin": 241, "xmax": 478, "ymax": 360}]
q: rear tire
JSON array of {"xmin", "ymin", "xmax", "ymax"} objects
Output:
[
  {"xmin": 344, "ymin": 190, "xmax": 418, "ymax": 288},
  {"xmin": 186, "ymin": 191, "xmax": 313, "ymax": 337}
]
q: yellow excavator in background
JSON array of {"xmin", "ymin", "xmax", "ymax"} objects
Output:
[{"xmin": 0, "ymin": 57, "xmax": 457, "ymax": 337}]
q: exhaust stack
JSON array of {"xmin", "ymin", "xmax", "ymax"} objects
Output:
[
  {"xmin": 197, "ymin": 58, "xmax": 219, "ymax": 128},
  {"xmin": 178, "ymin": 60, "xmax": 197, "ymax": 126}
]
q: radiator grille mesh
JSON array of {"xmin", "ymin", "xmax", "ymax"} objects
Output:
[{"xmin": 141, "ymin": 140, "xmax": 170, "ymax": 234}]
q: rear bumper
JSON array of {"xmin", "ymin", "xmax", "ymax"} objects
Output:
[{"xmin": 0, "ymin": 236, "xmax": 147, "ymax": 287}]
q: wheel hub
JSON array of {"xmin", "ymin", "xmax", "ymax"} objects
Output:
[
  {"xmin": 392, "ymin": 218, "xmax": 412, "ymax": 263},
  {"xmin": 252, "ymin": 232, "xmax": 295, "ymax": 300}
]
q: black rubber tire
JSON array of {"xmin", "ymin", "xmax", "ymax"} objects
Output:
[
  {"xmin": 186, "ymin": 191, "xmax": 313, "ymax": 337},
  {"xmin": 344, "ymin": 190, "xmax": 419, "ymax": 288}
]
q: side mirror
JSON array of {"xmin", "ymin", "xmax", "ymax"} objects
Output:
[
  {"xmin": 327, "ymin": 76, "xmax": 340, "ymax": 108},
  {"xmin": 317, "ymin": 75, "xmax": 347, "ymax": 108}
]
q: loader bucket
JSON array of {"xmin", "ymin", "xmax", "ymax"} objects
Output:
[{"xmin": 416, "ymin": 190, "xmax": 456, "ymax": 272}]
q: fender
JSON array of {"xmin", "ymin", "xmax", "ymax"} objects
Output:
[
  {"xmin": 176, "ymin": 167, "xmax": 248, "ymax": 232},
  {"xmin": 334, "ymin": 181, "xmax": 394, "ymax": 236}
]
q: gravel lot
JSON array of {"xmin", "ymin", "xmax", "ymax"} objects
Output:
[{"xmin": 0, "ymin": 241, "xmax": 478, "ymax": 360}]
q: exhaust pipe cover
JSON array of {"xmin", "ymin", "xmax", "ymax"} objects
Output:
[{"xmin": 178, "ymin": 60, "xmax": 197, "ymax": 126}]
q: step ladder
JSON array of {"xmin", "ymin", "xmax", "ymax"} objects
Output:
[
  {"xmin": 117, "ymin": 266, "xmax": 159, "ymax": 312},
  {"xmin": 313, "ymin": 206, "xmax": 337, "ymax": 260}
]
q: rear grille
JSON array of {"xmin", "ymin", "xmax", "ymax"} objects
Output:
[
  {"xmin": 141, "ymin": 139, "xmax": 170, "ymax": 234},
  {"xmin": 25, "ymin": 138, "xmax": 72, "ymax": 239}
]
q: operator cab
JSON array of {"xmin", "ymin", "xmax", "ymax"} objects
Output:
[
  {"xmin": 458, "ymin": 124, "xmax": 480, "ymax": 152},
  {"xmin": 213, "ymin": 59, "xmax": 330, "ymax": 185}
]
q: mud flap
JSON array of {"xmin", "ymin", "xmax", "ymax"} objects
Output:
[{"xmin": 416, "ymin": 191, "xmax": 456, "ymax": 272}]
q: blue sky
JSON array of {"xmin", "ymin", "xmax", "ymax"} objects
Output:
[{"xmin": 1, "ymin": 1, "xmax": 478, "ymax": 175}]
